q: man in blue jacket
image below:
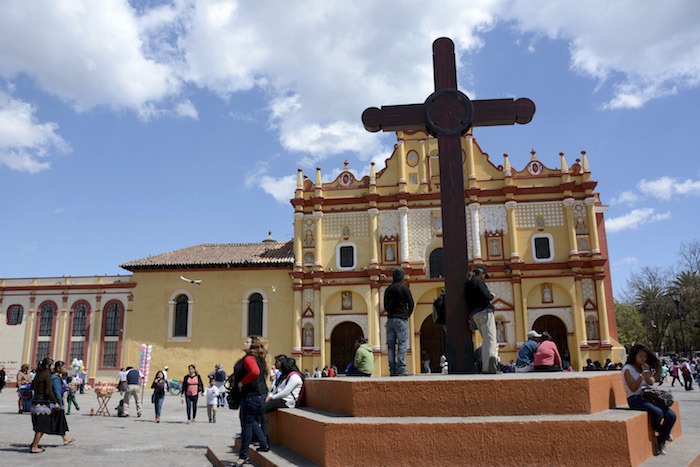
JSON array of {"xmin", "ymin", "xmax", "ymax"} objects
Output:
[{"xmin": 516, "ymin": 330, "xmax": 542, "ymax": 372}]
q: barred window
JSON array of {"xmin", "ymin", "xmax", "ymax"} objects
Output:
[
  {"xmin": 36, "ymin": 341, "xmax": 51, "ymax": 365},
  {"xmin": 7, "ymin": 305, "xmax": 23, "ymax": 325},
  {"xmin": 339, "ymin": 246, "xmax": 354, "ymax": 268},
  {"xmin": 70, "ymin": 341, "xmax": 84, "ymax": 361},
  {"xmin": 429, "ymin": 248, "xmax": 444, "ymax": 279},
  {"xmin": 104, "ymin": 302, "xmax": 121, "ymax": 337},
  {"xmin": 102, "ymin": 341, "xmax": 118, "ymax": 367},
  {"xmin": 248, "ymin": 293, "xmax": 263, "ymax": 336},
  {"xmin": 174, "ymin": 295, "xmax": 188, "ymax": 337},
  {"xmin": 38, "ymin": 304, "xmax": 55, "ymax": 336},
  {"xmin": 72, "ymin": 304, "xmax": 87, "ymax": 336}
]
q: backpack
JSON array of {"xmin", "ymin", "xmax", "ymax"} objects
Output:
[
  {"xmin": 215, "ymin": 369, "xmax": 226, "ymax": 382},
  {"xmin": 287, "ymin": 371, "xmax": 306, "ymax": 407},
  {"xmin": 432, "ymin": 293, "xmax": 446, "ymax": 325}
]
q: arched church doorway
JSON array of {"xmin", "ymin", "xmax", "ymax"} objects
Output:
[
  {"xmin": 330, "ymin": 321, "xmax": 363, "ymax": 374},
  {"xmin": 420, "ymin": 315, "xmax": 445, "ymax": 373},
  {"xmin": 533, "ymin": 315, "xmax": 569, "ymax": 361}
]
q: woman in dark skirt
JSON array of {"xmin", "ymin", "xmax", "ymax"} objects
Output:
[{"xmin": 30, "ymin": 358, "xmax": 73, "ymax": 453}]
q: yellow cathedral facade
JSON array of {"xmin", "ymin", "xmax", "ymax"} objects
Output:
[{"xmin": 1, "ymin": 129, "xmax": 625, "ymax": 384}]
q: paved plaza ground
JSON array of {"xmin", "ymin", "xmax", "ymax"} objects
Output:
[{"xmin": 0, "ymin": 379, "xmax": 698, "ymax": 466}]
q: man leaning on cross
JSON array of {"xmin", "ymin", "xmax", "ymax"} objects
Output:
[{"xmin": 465, "ymin": 265, "xmax": 500, "ymax": 374}]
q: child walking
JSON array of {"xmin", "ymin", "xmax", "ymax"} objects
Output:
[
  {"xmin": 66, "ymin": 376, "xmax": 80, "ymax": 415},
  {"xmin": 204, "ymin": 378, "xmax": 219, "ymax": 423},
  {"xmin": 204, "ymin": 377, "xmax": 220, "ymax": 423}
]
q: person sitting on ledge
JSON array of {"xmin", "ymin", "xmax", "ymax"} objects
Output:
[
  {"xmin": 516, "ymin": 330, "xmax": 542, "ymax": 373},
  {"xmin": 260, "ymin": 358, "xmax": 304, "ymax": 437},
  {"xmin": 583, "ymin": 359, "xmax": 595, "ymax": 371},
  {"xmin": 533, "ymin": 332, "xmax": 562, "ymax": 372},
  {"xmin": 623, "ymin": 343, "xmax": 676, "ymax": 455},
  {"xmin": 346, "ymin": 337, "xmax": 373, "ymax": 377}
]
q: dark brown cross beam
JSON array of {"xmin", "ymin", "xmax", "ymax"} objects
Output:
[{"xmin": 362, "ymin": 37, "xmax": 535, "ymax": 373}]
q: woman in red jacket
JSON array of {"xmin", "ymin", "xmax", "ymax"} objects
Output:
[
  {"xmin": 533, "ymin": 332, "xmax": 563, "ymax": 371},
  {"xmin": 234, "ymin": 336, "xmax": 271, "ymax": 465}
]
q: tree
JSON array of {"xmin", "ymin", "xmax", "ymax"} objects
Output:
[
  {"xmin": 622, "ymin": 266, "xmax": 676, "ymax": 352},
  {"xmin": 614, "ymin": 299, "xmax": 645, "ymax": 348}
]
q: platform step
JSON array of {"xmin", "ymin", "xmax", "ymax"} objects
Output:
[
  {"xmin": 267, "ymin": 403, "xmax": 682, "ymax": 467},
  {"xmin": 304, "ymin": 372, "xmax": 627, "ymax": 417}
]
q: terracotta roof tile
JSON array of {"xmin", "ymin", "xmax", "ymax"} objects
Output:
[{"xmin": 120, "ymin": 241, "xmax": 294, "ymax": 270}]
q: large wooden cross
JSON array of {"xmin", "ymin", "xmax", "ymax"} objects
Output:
[{"xmin": 362, "ymin": 37, "xmax": 535, "ymax": 373}]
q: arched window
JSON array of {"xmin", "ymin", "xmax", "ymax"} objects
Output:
[
  {"xmin": 72, "ymin": 304, "xmax": 87, "ymax": 336},
  {"xmin": 429, "ymin": 248, "xmax": 444, "ymax": 279},
  {"xmin": 35, "ymin": 302, "xmax": 57, "ymax": 365},
  {"xmin": 101, "ymin": 301, "xmax": 124, "ymax": 369},
  {"xmin": 6, "ymin": 305, "xmax": 23, "ymax": 325},
  {"xmin": 68, "ymin": 302, "xmax": 90, "ymax": 362},
  {"xmin": 104, "ymin": 302, "xmax": 121, "ymax": 336},
  {"xmin": 248, "ymin": 293, "xmax": 263, "ymax": 336},
  {"xmin": 174, "ymin": 295, "xmax": 189, "ymax": 337},
  {"xmin": 39, "ymin": 303, "xmax": 55, "ymax": 336}
]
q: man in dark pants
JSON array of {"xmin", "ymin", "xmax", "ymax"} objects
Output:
[{"xmin": 384, "ymin": 268, "xmax": 414, "ymax": 376}]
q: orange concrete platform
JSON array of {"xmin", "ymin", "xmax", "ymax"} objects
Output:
[
  {"xmin": 304, "ymin": 372, "xmax": 627, "ymax": 417},
  {"xmin": 267, "ymin": 402, "xmax": 682, "ymax": 467}
]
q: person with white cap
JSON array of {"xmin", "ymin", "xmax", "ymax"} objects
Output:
[{"xmin": 516, "ymin": 330, "xmax": 542, "ymax": 373}]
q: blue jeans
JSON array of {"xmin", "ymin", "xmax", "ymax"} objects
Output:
[
  {"xmin": 386, "ymin": 317, "xmax": 409, "ymax": 375},
  {"xmin": 154, "ymin": 394, "xmax": 164, "ymax": 417},
  {"xmin": 239, "ymin": 394, "xmax": 269, "ymax": 459},
  {"xmin": 628, "ymin": 395, "xmax": 677, "ymax": 443},
  {"xmin": 185, "ymin": 394, "xmax": 198, "ymax": 420}
]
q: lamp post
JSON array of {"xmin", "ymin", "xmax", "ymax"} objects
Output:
[{"xmin": 670, "ymin": 292, "xmax": 687, "ymax": 356}]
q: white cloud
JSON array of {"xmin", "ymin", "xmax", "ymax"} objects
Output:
[
  {"xmin": 174, "ymin": 99, "xmax": 198, "ymax": 119},
  {"xmin": 2, "ymin": 0, "xmax": 699, "ymax": 166},
  {"xmin": 611, "ymin": 190, "xmax": 640, "ymax": 205},
  {"xmin": 612, "ymin": 257, "xmax": 638, "ymax": 267},
  {"xmin": 0, "ymin": 91, "xmax": 70, "ymax": 173},
  {"xmin": 676, "ymin": 178, "xmax": 700, "ymax": 197},
  {"xmin": 606, "ymin": 208, "xmax": 671, "ymax": 233},
  {"xmin": 504, "ymin": 1, "xmax": 700, "ymax": 109},
  {"xmin": 637, "ymin": 176, "xmax": 700, "ymax": 201},
  {"xmin": 53, "ymin": 208, "xmax": 65, "ymax": 215},
  {"xmin": 0, "ymin": 0, "xmax": 180, "ymax": 115},
  {"xmin": 245, "ymin": 160, "xmax": 298, "ymax": 204}
]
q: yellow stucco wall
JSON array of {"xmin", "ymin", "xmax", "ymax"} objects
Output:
[{"xmin": 125, "ymin": 268, "xmax": 293, "ymax": 381}]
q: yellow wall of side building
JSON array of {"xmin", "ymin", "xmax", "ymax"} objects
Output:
[{"xmin": 124, "ymin": 268, "xmax": 294, "ymax": 382}]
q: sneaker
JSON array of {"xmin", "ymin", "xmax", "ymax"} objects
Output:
[
  {"xmin": 257, "ymin": 446, "xmax": 271, "ymax": 453},
  {"xmin": 668, "ymin": 434, "xmax": 674, "ymax": 442},
  {"xmin": 395, "ymin": 371, "xmax": 413, "ymax": 377}
]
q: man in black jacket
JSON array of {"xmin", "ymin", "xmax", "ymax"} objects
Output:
[
  {"xmin": 384, "ymin": 268, "xmax": 414, "ymax": 376},
  {"xmin": 465, "ymin": 265, "xmax": 499, "ymax": 374}
]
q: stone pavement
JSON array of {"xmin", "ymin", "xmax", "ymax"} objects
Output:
[
  {"xmin": 0, "ymin": 378, "xmax": 698, "ymax": 467},
  {"xmin": 0, "ymin": 388, "xmax": 236, "ymax": 466}
]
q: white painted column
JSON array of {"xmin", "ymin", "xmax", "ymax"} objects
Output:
[
  {"xmin": 469, "ymin": 203, "xmax": 482, "ymax": 260},
  {"xmin": 398, "ymin": 206, "xmax": 409, "ymax": 264}
]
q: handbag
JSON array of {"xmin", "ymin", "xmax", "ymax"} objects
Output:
[{"xmin": 641, "ymin": 387, "xmax": 674, "ymax": 410}]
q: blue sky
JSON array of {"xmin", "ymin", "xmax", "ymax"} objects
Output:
[{"xmin": 1, "ymin": 1, "xmax": 699, "ymax": 297}]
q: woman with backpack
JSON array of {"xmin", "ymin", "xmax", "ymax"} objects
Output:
[
  {"xmin": 234, "ymin": 336, "xmax": 271, "ymax": 466},
  {"xmin": 260, "ymin": 358, "xmax": 304, "ymax": 437}
]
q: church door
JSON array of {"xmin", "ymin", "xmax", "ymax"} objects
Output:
[
  {"xmin": 533, "ymin": 315, "xmax": 569, "ymax": 361},
  {"xmin": 420, "ymin": 315, "xmax": 445, "ymax": 373},
  {"xmin": 330, "ymin": 322, "xmax": 363, "ymax": 374}
]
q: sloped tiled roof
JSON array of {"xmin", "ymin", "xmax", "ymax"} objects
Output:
[{"xmin": 120, "ymin": 241, "xmax": 294, "ymax": 271}]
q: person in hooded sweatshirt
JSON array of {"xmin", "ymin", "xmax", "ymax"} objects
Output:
[
  {"xmin": 346, "ymin": 336, "xmax": 374, "ymax": 376},
  {"xmin": 384, "ymin": 267, "xmax": 414, "ymax": 376}
]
